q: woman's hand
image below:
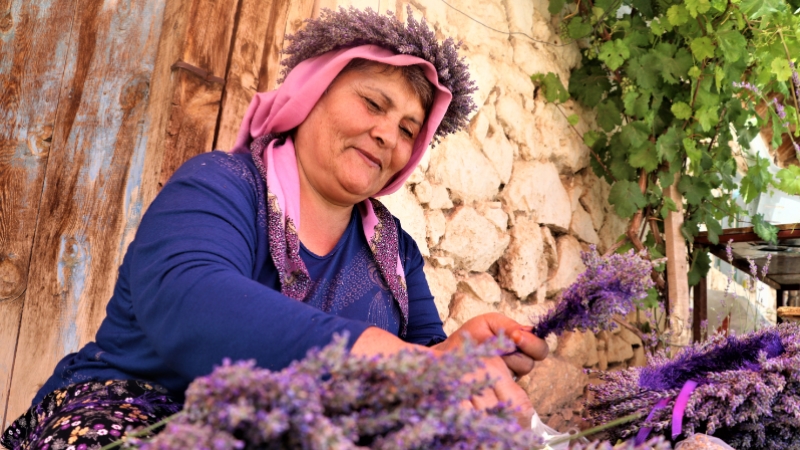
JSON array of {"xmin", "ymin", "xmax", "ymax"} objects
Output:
[{"xmin": 434, "ymin": 312, "xmax": 549, "ymax": 377}]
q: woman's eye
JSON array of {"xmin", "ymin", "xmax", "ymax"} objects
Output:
[
  {"xmin": 400, "ymin": 127, "xmax": 414, "ymax": 138},
  {"xmin": 364, "ymin": 97, "xmax": 380, "ymax": 111}
]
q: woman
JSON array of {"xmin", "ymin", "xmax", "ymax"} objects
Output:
[{"xmin": 2, "ymin": 8, "xmax": 547, "ymax": 449}]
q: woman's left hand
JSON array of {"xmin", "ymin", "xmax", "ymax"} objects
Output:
[{"xmin": 434, "ymin": 312, "xmax": 549, "ymax": 377}]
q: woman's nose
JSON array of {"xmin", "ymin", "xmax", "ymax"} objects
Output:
[{"xmin": 370, "ymin": 117, "xmax": 398, "ymax": 150}]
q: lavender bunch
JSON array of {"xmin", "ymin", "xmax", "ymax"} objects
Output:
[
  {"xmin": 127, "ymin": 335, "xmax": 540, "ymax": 450},
  {"xmin": 587, "ymin": 323, "xmax": 800, "ymax": 449},
  {"xmin": 532, "ymin": 247, "xmax": 656, "ymax": 339},
  {"xmin": 568, "ymin": 436, "xmax": 672, "ymax": 450},
  {"xmin": 280, "ymin": 7, "xmax": 477, "ymax": 143}
]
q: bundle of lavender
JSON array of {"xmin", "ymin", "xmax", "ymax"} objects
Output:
[
  {"xmin": 588, "ymin": 323, "xmax": 800, "ymax": 449},
  {"xmin": 121, "ymin": 335, "xmax": 540, "ymax": 450},
  {"xmin": 531, "ymin": 247, "xmax": 656, "ymax": 339}
]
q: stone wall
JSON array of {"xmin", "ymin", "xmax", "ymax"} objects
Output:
[{"xmin": 335, "ymin": 0, "xmax": 646, "ymax": 428}]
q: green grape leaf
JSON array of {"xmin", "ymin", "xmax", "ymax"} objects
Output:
[
  {"xmin": 739, "ymin": 0, "xmax": 786, "ymax": 18},
  {"xmin": 771, "ymin": 58, "xmax": 793, "ymax": 81},
  {"xmin": 641, "ymin": 288, "xmax": 660, "ymax": 309},
  {"xmin": 654, "ymin": 44, "xmax": 693, "ymax": 84},
  {"xmin": 651, "ymin": 18, "xmax": 666, "ymax": 35},
  {"xmin": 629, "ymin": 141, "xmax": 660, "ymax": 172},
  {"xmin": 775, "ymin": 166, "xmax": 800, "ymax": 194},
  {"xmin": 594, "ymin": 0, "xmax": 617, "ymax": 12},
  {"xmin": 688, "ymin": 66, "xmax": 702, "ymax": 78},
  {"xmin": 688, "ymin": 248, "xmax": 711, "ymax": 286},
  {"xmin": 583, "ymin": 130, "xmax": 607, "ymax": 148},
  {"xmin": 657, "ymin": 126, "xmax": 684, "ymax": 164},
  {"xmin": 661, "ymin": 197, "xmax": 678, "ymax": 219},
  {"xmin": 569, "ymin": 64, "xmax": 610, "ymax": 107},
  {"xmin": 710, "ymin": 0, "xmax": 727, "ymax": 11},
  {"xmin": 683, "ymin": 138, "xmax": 702, "ymax": 166},
  {"xmin": 705, "ymin": 215, "xmax": 723, "ymax": 245},
  {"xmin": 531, "ymin": 73, "xmax": 570, "ymax": 103},
  {"xmin": 678, "ymin": 175, "xmax": 711, "ymax": 205},
  {"xmin": 690, "ymin": 37, "xmax": 716, "ymax": 61},
  {"xmin": 752, "ymin": 213, "xmax": 779, "ymax": 245},
  {"xmin": 695, "ymin": 105, "xmax": 720, "ymax": 131},
  {"xmin": 671, "ymin": 101, "xmax": 692, "ymax": 120},
  {"xmin": 667, "ymin": 5, "xmax": 690, "ymax": 25},
  {"xmin": 549, "ymin": 0, "xmax": 567, "ymax": 15},
  {"xmin": 715, "ymin": 65, "xmax": 725, "ymax": 91},
  {"xmin": 739, "ymin": 157, "xmax": 773, "ymax": 203},
  {"xmin": 567, "ymin": 17, "xmax": 593, "ymax": 39},
  {"xmin": 567, "ymin": 114, "xmax": 580, "ymax": 126},
  {"xmin": 599, "ymin": 40, "xmax": 631, "ymax": 70},
  {"xmin": 609, "ymin": 180, "xmax": 648, "ymax": 218},
  {"xmin": 621, "ymin": 122, "xmax": 650, "ymax": 149},
  {"xmin": 716, "ymin": 30, "xmax": 747, "ymax": 63},
  {"xmin": 629, "ymin": 55, "xmax": 662, "ymax": 90},
  {"xmin": 632, "ymin": 0, "xmax": 655, "ymax": 18},
  {"xmin": 686, "ymin": 0, "xmax": 711, "ymax": 17},
  {"xmin": 597, "ymin": 100, "xmax": 623, "ymax": 132}
]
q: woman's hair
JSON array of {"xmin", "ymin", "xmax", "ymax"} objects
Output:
[{"xmin": 338, "ymin": 58, "xmax": 435, "ymax": 115}]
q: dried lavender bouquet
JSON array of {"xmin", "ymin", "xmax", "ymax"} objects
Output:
[
  {"xmin": 588, "ymin": 323, "xmax": 800, "ymax": 449},
  {"xmin": 123, "ymin": 335, "xmax": 541, "ymax": 450},
  {"xmin": 531, "ymin": 247, "xmax": 656, "ymax": 339}
]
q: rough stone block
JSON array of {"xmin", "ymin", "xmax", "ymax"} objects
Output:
[
  {"xmin": 427, "ymin": 183, "xmax": 453, "ymax": 209},
  {"xmin": 429, "ymin": 131, "xmax": 501, "ymax": 203},
  {"xmin": 423, "ymin": 265, "xmax": 457, "ymax": 322},
  {"xmin": 414, "ymin": 179, "xmax": 433, "ymax": 204},
  {"xmin": 520, "ymin": 355, "xmax": 588, "ymax": 416},
  {"xmin": 458, "ymin": 272, "xmax": 502, "ymax": 304},
  {"xmin": 607, "ymin": 334, "xmax": 635, "ymax": 363},
  {"xmin": 498, "ymin": 216, "xmax": 545, "ymax": 299},
  {"xmin": 379, "ymin": 185, "xmax": 429, "ymax": 256},
  {"xmin": 424, "ymin": 209, "xmax": 446, "ymax": 248},
  {"xmin": 501, "ymin": 161, "xmax": 571, "ymax": 231},
  {"xmin": 571, "ymin": 204, "xmax": 600, "ymax": 245},
  {"xmin": 547, "ymin": 235, "xmax": 586, "ymax": 296},
  {"xmin": 449, "ymin": 292, "xmax": 496, "ymax": 325},
  {"xmin": 439, "ymin": 206, "xmax": 510, "ymax": 272}
]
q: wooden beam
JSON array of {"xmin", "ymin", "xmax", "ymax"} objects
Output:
[
  {"xmin": 0, "ymin": 0, "xmax": 79, "ymax": 429},
  {"xmin": 664, "ymin": 172, "xmax": 691, "ymax": 347},
  {"xmin": 4, "ymin": 0, "xmax": 168, "ymax": 425},
  {"xmin": 692, "ymin": 277, "xmax": 707, "ymax": 342}
]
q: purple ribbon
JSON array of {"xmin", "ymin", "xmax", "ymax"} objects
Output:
[
  {"xmin": 672, "ymin": 380, "xmax": 698, "ymax": 439},
  {"xmin": 634, "ymin": 379, "xmax": 699, "ymax": 445}
]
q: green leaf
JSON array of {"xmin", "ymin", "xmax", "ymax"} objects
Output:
[
  {"xmin": 598, "ymin": 40, "xmax": 631, "ymax": 71},
  {"xmin": 752, "ymin": 213, "xmax": 779, "ymax": 245},
  {"xmin": 531, "ymin": 73, "xmax": 570, "ymax": 103},
  {"xmin": 629, "ymin": 56, "xmax": 662, "ymax": 90},
  {"xmin": 739, "ymin": 157, "xmax": 773, "ymax": 203},
  {"xmin": 567, "ymin": 17, "xmax": 593, "ymax": 39},
  {"xmin": 714, "ymin": 65, "xmax": 725, "ymax": 91},
  {"xmin": 620, "ymin": 122, "xmax": 650, "ymax": 149},
  {"xmin": 775, "ymin": 166, "xmax": 800, "ymax": 194},
  {"xmin": 686, "ymin": 0, "xmax": 711, "ymax": 17},
  {"xmin": 688, "ymin": 248, "xmax": 711, "ymax": 286},
  {"xmin": 632, "ymin": 0, "xmax": 655, "ymax": 18},
  {"xmin": 657, "ymin": 126, "xmax": 684, "ymax": 164},
  {"xmin": 695, "ymin": 105, "xmax": 720, "ymax": 131},
  {"xmin": 597, "ymin": 100, "xmax": 622, "ymax": 132},
  {"xmin": 667, "ymin": 5, "xmax": 690, "ymax": 25},
  {"xmin": 683, "ymin": 138, "xmax": 702, "ymax": 166},
  {"xmin": 651, "ymin": 18, "xmax": 666, "ymax": 35},
  {"xmin": 678, "ymin": 175, "xmax": 712, "ymax": 205},
  {"xmin": 771, "ymin": 58, "xmax": 793, "ymax": 81},
  {"xmin": 567, "ymin": 114, "xmax": 580, "ymax": 126},
  {"xmin": 609, "ymin": 180, "xmax": 648, "ymax": 218},
  {"xmin": 629, "ymin": 141, "xmax": 660, "ymax": 172},
  {"xmin": 661, "ymin": 197, "xmax": 678, "ymax": 219},
  {"xmin": 671, "ymin": 101, "xmax": 692, "ymax": 120},
  {"xmin": 688, "ymin": 66, "xmax": 702, "ymax": 78},
  {"xmin": 716, "ymin": 30, "xmax": 747, "ymax": 63},
  {"xmin": 569, "ymin": 64, "xmax": 610, "ymax": 107},
  {"xmin": 653, "ymin": 44, "xmax": 693, "ymax": 84},
  {"xmin": 739, "ymin": 0, "xmax": 786, "ymax": 18},
  {"xmin": 690, "ymin": 37, "xmax": 716, "ymax": 61},
  {"xmin": 549, "ymin": 0, "xmax": 566, "ymax": 15},
  {"xmin": 705, "ymin": 215, "xmax": 723, "ymax": 245},
  {"xmin": 583, "ymin": 130, "xmax": 606, "ymax": 148}
]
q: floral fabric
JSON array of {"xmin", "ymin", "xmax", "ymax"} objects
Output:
[{"xmin": 2, "ymin": 380, "xmax": 180, "ymax": 450}]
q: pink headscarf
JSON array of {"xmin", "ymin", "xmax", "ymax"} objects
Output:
[{"xmin": 231, "ymin": 45, "xmax": 452, "ymax": 336}]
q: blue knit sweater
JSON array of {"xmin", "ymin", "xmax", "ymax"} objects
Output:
[{"xmin": 34, "ymin": 151, "xmax": 445, "ymax": 405}]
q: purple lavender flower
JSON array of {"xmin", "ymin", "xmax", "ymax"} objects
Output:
[
  {"xmin": 732, "ymin": 81, "xmax": 761, "ymax": 96},
  {"xmin": 772, "ymin": 97, "xmax": 787, "ymax": 121},
  {"xmin": 588, "ymin": 323, "xmax": 800, "ymax": 448},
  {"xmin": 791, "ymin": 62, "xmax": 799, "ymax": 101},
  {"xmin": 279, "ymin": 7, "xmax": 477, "ymax": 143},
  {"xmin": 531, "ymin": 247, "xmax": 655, "ymax": 339}
]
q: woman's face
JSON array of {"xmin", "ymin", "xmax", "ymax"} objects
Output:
[{"xmin": 294, "ymin": 64, "xmax": 426, "ymax": 206}]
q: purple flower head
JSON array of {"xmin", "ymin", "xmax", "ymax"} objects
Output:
[
  {"xmin": 772, "ymin": 97, "xmax": 787, "ymax": 121},
  {"xmin": 791, "ymin": 62, "xmax": 800, "ymax": 101},
  {"xmin": 531, "ymin": 246, "xmax": 655, "ymax": 339},
  {"xmin": 279, "ymin": 7, "xmax": 477, "ymax": 143},
  {"xmin": 732, "ymin": 81, "xmax": 761, "ymax": 96},
  {"xmin": 588, "ymin": 323, "xmax": 800, "ymax": 448}
]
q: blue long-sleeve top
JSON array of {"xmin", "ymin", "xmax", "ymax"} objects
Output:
[{"xmin": 34, "ymin": 151, "xmax": 446, "ymax": 405}]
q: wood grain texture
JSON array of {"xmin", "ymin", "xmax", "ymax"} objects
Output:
[
  {"xmin": 664, "ymin": 172, "xmax": 691, "ymax": 347},
  {"xmin": 0, "ymin": 0, "xmax": 78, "ymax": 429},
  {"xmin": 4, "ymin": 0, "xmax": 166, "ymax": 424},
  {"xmin": 215, "ymin": 0, "xmax": 275, "ymax": 151},
  {"xmin": 147, "ymin": 0, "xmax": 240, "ymax": 189}
]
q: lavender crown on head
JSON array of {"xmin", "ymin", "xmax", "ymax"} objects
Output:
[
  {"xmin": 532, "ymin": 247, "xmax": 656, "ymax": 339},
  {"xmin": 280, "ymin": 6, "xmax": 477, "ymax": 143}
]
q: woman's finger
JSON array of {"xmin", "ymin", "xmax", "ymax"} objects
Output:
[
  {"xmin": 501, "ymin": 351, "xmax": 536, "ymax": 377},
  {"xmin": 509, "ymin": 328, "xmax": 549, "ymax": 361}
]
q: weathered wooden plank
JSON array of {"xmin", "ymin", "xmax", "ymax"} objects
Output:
[
  {"xmin": 215, "ymin": 0, "xmax": 278, "ymax": 150},
  {"xmin": 665, "ymin": 172, "xmax": 691, "ymax": 347},
  {"xmin": 156, "ymin": 0, "xmax": 240, "ymax": 188},
  {"xmin": 5, "ymin": 0, "xmax": 167, "ymax": 424},
  {"xmin": 0, "ymin": 0, "xmax": 78, "ymax": 429}
]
